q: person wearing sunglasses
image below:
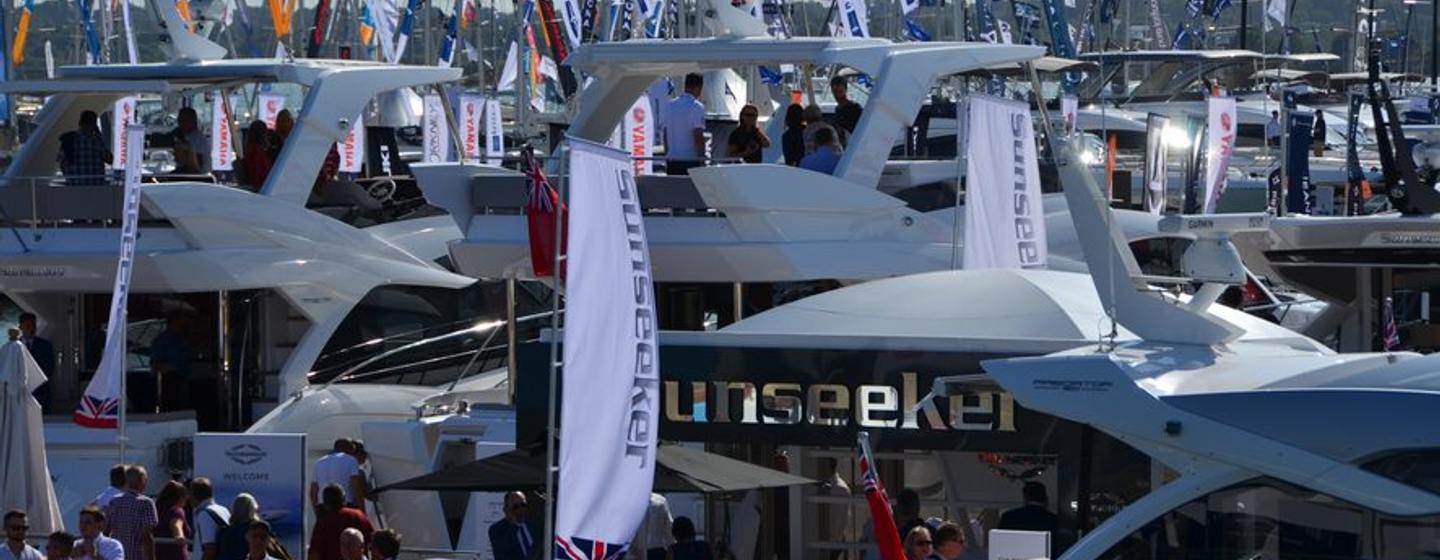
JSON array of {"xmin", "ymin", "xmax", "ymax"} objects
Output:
[
  {"xmin": 902, "ymin": 526, "xmax": 932, "ymax": 560},
  {"xmin": 726, "ymin": 105, "xmax": 770, "ymax": 165},
  {"xmin": 2, "ymin": 511, "xmax": 42, "ymax": 560},
  {"xmin": 486, "ymin": 493, "xmax": 534, "ymax": 560}
]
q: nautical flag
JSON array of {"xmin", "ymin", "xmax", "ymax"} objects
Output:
[
  {"xmin": 176, "ymin": 0, "xmax": 196, "ymax": 31},
  {"xmin": 1383, "ymin": 296, "xmax": 1401, "ymax": 351},
  {"xmin": 438, "ymin": 5, "xmax": 459, "ymax": 66},
  {"xmin": 1263, "ymin": 0, "xmax": 1285, "ymax": 32},
  {"xmin": 392, "ymin": 0, "xmax": 422, "ymax": 62},
  {"xmin": 1210, "ymin": 0, "xmax": 1231, "ymax": 18},
  {"xmin": 359, "ymin": 4, "xmax": 376, "ymax": 44},
  {"xmin": 858, "ymin": 433, "xmax": 906, "ymax": 560},
  {"xmin": 74, "ymin": 124, "xmax": 144, "ymax": 429},
  {"xmin": 498, "ymin": 41, "xmax": 519, "ymax": 91},
  {"xmin": 1185, "ymin": 0, "xmax": 1201, "ymax": 17},
  {"xmin": 77, "ymin": 0, "xmax": 102, "ymax": 64},
  {"xmin": 665, "ymin": 0, "xmax": 678, "ymax": 38},
  {"xmin": 364, "ymin": 0, "xmax": 399, "ymax": 62},
  {"xmin": 1344, "ymin": 93, "xmax": 1370, "ymax": 216},
  {"xmin": 758, "ymin": 65, "xmax": 783, "ymax": 85},
  {"xmin": 267, "ymin": 0, "xmax": 290, "ymax": 37},
  {"xmin": 903, "ymin": 18, "xmax": 930, "ymax": 41},
  {"xmin": 306, "ymin": 0, "xmax": 334, "ymax": 57},
  {"xmin": 1171, "ymin": 22, "xmax": 1189, "ymax": 49},
  {"xmin": 522, "ymin": 145, "xmax": 566, "ymax": 277},
  {"xmin": 11, "ymin": 0, "xmax": 33, "ymax": 66}
]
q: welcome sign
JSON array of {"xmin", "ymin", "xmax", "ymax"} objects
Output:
[{"xmin": 194, "ymin": 434, "xmax": 307, "ymax": 560}]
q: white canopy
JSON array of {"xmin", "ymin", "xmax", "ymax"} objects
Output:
[{"xmin": 0, "ymin": 340, "xmax": 63, "ymax": 534}]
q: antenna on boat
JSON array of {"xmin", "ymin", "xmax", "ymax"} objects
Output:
[{"xmin": 153, "ymin": 0, "xmax": 228, "ymax": 62}]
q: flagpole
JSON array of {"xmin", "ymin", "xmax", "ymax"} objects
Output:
[
  {"xmin": 542, "ymin": 145, "xmax": 567, "ymax": 560},
  {"xmin": 117, "ymin": 307, "xmax": 126, "ymax": 463}
]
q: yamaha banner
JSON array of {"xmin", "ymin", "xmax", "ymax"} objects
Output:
[
  {"xmin": 74, "ymin": 124, "xmax": 144, "ymax": 428},
  {"xmin": 1344, "ymin": 92, "xmax": 1368, "ymax": 216},
  {"xmin": 339, "ymin": 115, "xmax": 365, "ymax": 174},
  {"xmin": 964, "ymin": 95, "xmax": 1047, "ymax": 270},
  {"xmin": 422, "ymin": 93, "xmax": 450, "ymax": 163},
  {"xmin": 459, "ymin": 94, "xmax": 485, "ymax": 162},
  {"xmin": 1284, "ymin": 111, "xmax": 1313, "ymax": 215},
  {"xmin": 623, "ymin": 94, "xmax": 653, "ymax": 176},
  {"xmin": 111, "ymin": 96, "xmax": 137, "ymax": 171},
  {"xmin": 211, "ymin": 99, "xmax": 235, "ymax": 172},
  {"xmin": 1143, "ymin": 113, "xmax": 1169, "ymax": 215},
  {"xmin": 556, "ymin": 138, "xmax": 659, "ymax": 557},
  {"xmin": 1202, "ymin": 96, "xmax": 1236, "ymax": 213}
]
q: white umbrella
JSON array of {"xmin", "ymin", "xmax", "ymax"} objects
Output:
[{"xmin": 0, "ymin": 339, "xmax": 63, "ymax": 534}]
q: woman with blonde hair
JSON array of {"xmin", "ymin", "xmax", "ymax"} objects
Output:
[
  {"xmin": 215, "ymin": 494, "xmax": 259, "ymax": 560},
  {"xmin": 903, "ymin": 526, "xmax": 934, "ymax": 560}
]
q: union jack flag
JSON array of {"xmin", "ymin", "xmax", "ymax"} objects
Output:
[
  {"xmin": 555, "ymin": 536, "xmax": 628, "ymax": 560},
  {"xmin": 1383, "ymin": 296, "xmax": 1401, "ymax": 351},
  {"xmin": 74, "ymin": 394, "xmax": 119, "ymax": 428},
  {"xmin": 524, "ymin": 145, "xmax": 567, "ymax": 278}
]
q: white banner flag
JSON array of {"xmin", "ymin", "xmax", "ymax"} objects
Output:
[
  {"xmin": 1060, "ymin": 94, "xmax": 1078, "ymax": 136},
  {"xmin": 558, "ymin": 0, "xmax": 583, "ymax": 49},
  {"xmin": 497, "ymin": 41, "xmax": 519, "ymax": 92},
  {"xmin": 1203, "ymin": 96, "xmax": 1236, "ymax": 214},
  {"xmin": 422, "ymin": 94, "xmax": 450, "ymax": 163},
  {"xmin": 258, "ymin": 93, "xmax": 285, "ymax": 129},
  {"xmin": 839, "ymin": 0, "xmax": 870, "ymax": 37},
  {"xmin": 963, "ymin": 95, "xmax": 1047, "ymax": 269},
  {"xmin": 459, "ymin": 94, "xmax": 485, "ymax": 162},
  {"xmin": 624, "ymin": 95, "xmax": 653, "ymax": 176},
  {"xmin": 1264, "ymin": 0, "xmax": 1286, "ymax": 32},
  {"xmin": 111, "ymin": 96, "xmax": 138, "ymax": 171},
  {"xmin": 211, "ymin": 100, "xmax": 235, "ymax": 172},
  {"xmin": 1144, "ymin": 113, "xmax": 1169, "ymax": 215},
  {"xmin": 44, "ymin": 40, "xmax": 53, "ymax": 79},
  {"xmin": 339, "ymin": 115, "xmax": 365, "ymax": 173},
  {"xmin": 74, "ymin": 124, "xmax": 145, "ymax": 428},
  {"xmin": 484, "ymin": 97, "xmax": 504, "ymax": 164},
  {"xmin": 557, "ymin": 138, "xmax": 659, "ymax": 552}
]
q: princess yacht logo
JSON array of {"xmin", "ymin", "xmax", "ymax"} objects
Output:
[{"xmin": 226, "ymin": 444, "xmax": 267, "ymax": 465}]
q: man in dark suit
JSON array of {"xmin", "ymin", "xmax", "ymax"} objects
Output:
[
  {"xmin": 18, "ymin": 312, "xmax": 55, "ymax": 412},
  {"xmin": 998, "ymin": 481, "xmax": 1059, "ymax": 534},
  {"xmin": 488, "ymin": 492, "xmax": 535, "ymax": 560}
]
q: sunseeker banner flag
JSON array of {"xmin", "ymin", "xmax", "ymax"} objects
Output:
[
  {"xmin": 556, "ymin": 137, "xmax": 660, "ymax": 559},
  {"xmin": 75, "ymin": 124, "xmax": 145, "ymax": 428},
  {"xmin": 1202, "ymin": 95, "xmax": 1236, "ymax": 213},
  {"xmin": 423, "ymin": 94, "xmax": 450, "ymax": 163},
  {"xmin": 1144, "ymin": 113, "xmax": 1169, "ymax": 215},
  {"xmin": 963, "ymin": 95, "xmax": 1047, "ymax": 270}
]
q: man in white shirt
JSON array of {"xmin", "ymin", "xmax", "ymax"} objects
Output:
[
  {"xmin": 311, "ymin": 440, "xmax": 366, "ymax": 510},
  {"xmin": 93, "ymin": 465, "xmax": 127, "ymax": 509},
  {"xmin": 1, "ymin": 511, "xmax": 42, "ymax": 560},
  {"xmin": 72, "ymin": 507, "xmax": 123, "ymax": 560},
  {"xmin": 662, "ymin": 73, "xmax": 707, "ymax": 176},
  {"xmin": 1265, "ymin": 111, "xmax": 1281, "ymax": 147},
  {"xmin": 188, "ymin": 478, "xmax": 229, "ymax": 560}
]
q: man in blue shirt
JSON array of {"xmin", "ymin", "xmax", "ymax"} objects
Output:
[{"xmin": 799, "ymin": 127, "xmax": 840, "ymax": 175}]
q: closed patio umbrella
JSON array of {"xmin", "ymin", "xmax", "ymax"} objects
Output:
[{"xmin": 0, "ymin": 339, "xmax": 63, "ymax": 533}]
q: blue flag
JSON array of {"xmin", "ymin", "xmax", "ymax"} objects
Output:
[
  {"xmin": 904, "ymin": 17, "xmax": 931, "ymax": 41},
  {"xmin": 1210, "ymin": 0, "xmax": 1231, "ymax": 18},
  {"xmin": 758, "ymin": 65, "xmax": 783, "ymax": 85},
  {"xmin": 1171, "ymin": 22, "xmax": 1189, "ymax": 49},
  {"xmin": 76, "ymin": 0, "xmax": 102, "ymax": 64}
]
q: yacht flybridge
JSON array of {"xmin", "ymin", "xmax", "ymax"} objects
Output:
[{"xmin": 419, "ymin": 37, "xmax": 1189, "ymax": 288}]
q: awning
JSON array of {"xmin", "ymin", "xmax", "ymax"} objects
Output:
[{"xmin": 375, "ymin": 444, "xmax": 817, "ymax": 494}]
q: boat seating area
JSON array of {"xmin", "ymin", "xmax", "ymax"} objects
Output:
[{"xmin": 469, "ymin": 173, "xmax": 715, "ymax": 214}]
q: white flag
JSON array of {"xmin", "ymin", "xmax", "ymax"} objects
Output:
[
  {"xmin": 497, "ymin": 41, "xmax": 519, "ymax": 92},
  {"xmin": 422, "ymin": 94, "xmax": 450, "ymax": 163},
  {"xmin": 558, "ymin": 0, "xmax": 583, "ymax": 49},
  {"xmin": 1264, "ymin": 0, "xmax": 1286, "ymax": 32},
  {"xmin": 624, "ymin": 95, "xmax": 653, "ymax": 176},
  {"xmin": 121, "ymin": 0, "xmax": 138, "ymax": 63},
  {"xmin": 557, "ymin": 137, "xmax": 659, "ymax": 552},
  {"xmin": 43, "ymin": 40, "xmax": 54, "ymax": 79},
  {"xmin": 111, "ymin": 96, "xmax": 138, "ymax": 171},
  {"xmin": 1202, "ymin": 96, "xmax": 1237, "ymax": 214},
  {"xmin": 838, "ymin": 0, "xmax": 870, "ymax": 37},
  {"xmin": 484, "ymin": 98, "xmax": 504, "ymax": 164},
  {"xmin": 963, "ymin": 95, "xmax": 1047, "ymax": 269},
  {"xmin": 74, "ymin": 124, "xmax": 145, "ymax": 428},
  {"xmin": 258, "ymin": 93, "xmax": 285, "ymax": 129},
  {"xmin": 459, "ymin": 95, "xmax": 485, "ymax": 162},
  {"xmin": 339, "ymin": 115, "xmax": 365, "ymax": 173},
  {"xmin": 210, "ymin": 99, "xmax": 235, "ymax": 171}
]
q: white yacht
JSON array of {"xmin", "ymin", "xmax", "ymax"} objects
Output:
[
  {"xmin": 417, "ymin": 37, "xmax": 1197, "ymax": 293},
  {"xmin": 0, "ymin": 57, "xmax": 553, "ymax": 522},
  {"xmin": 980, "ymin": 113, "xmax": 1440, "ymax": 559}
]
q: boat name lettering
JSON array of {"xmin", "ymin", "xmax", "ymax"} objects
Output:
[
  {"xmin": 0, "ymin": 266, "xmax": 65, "ymax": 277},
  {"xmin": 1031, "ymin": 379, "xmax": 1113, "ymax": 392},
  {"xmin": 663, "ymin": 372, "xmax": 1017, "ymax": 432},
  {"xmin": 1379, "ymin": 232, "xmax": 1440, "ymax": 246}
]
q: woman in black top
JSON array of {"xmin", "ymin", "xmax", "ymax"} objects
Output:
[
  {"xmin": 726, "ymin": 104, "xmax": 771, "ymax": 164},
  {"xmin": 781, "ymin": 104, "xmax": 805, "ymax": 166}
]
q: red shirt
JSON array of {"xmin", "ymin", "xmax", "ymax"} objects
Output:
[{"xmin": 308, "ymin": 508, "xmax": 373, "ymax": 560}]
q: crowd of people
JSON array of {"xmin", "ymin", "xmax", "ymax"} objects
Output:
[
  {"xmin": 660, "ymin": 73, "xmax": 864, "ymax": 177},
  {"xmin": 895, "ymin": 482, "xmax": 1058, "ymax": 560}
]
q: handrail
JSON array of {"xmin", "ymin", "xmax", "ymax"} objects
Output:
[{"xmin": 322, "ymin": 310, "xmax": 557, "ymax": 388}]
